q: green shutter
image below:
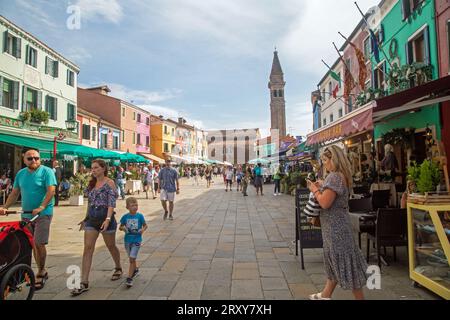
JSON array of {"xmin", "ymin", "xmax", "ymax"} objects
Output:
[
  {"xmin": 54, "ymin": 97, "xmax": 58, "ymax": 120},
  {"xmin": 15, "ymin": 37, "xmax": 21, "ymax": 58},
  {"xmin": 66, "ymin": 69, "xmax": 69, "ymax": 85},
  {"xmin": 25, "ymin": 45, "xmax": 29, "ymax": 65},
  {"xmin": 424, "ymin": 26, "xmax": 430, "ymax": 66},
  {"xmin": 54, "ymin": 61, "xmax": 59, "ymax": 77},
  {"xmin": 45, "ymin": 57, "xmax": 49, "ymax": 74},
  {"xmin": 37, "ymin": 91, "xmax": 42, "ymax": 110},
  {"xmin": 0, "ymin": 76, "xmax": 3, "ymax": 106},
  {"xmin": 3, "ymin": 31, "xmax": 8, "ymax": 52},
  {"xmin": 45, "ymin": 95, "xmax": 48, "ymax": 113},
  {"xmin": 12, "ymin": 81, "xmax": 19, "ymax": 109}
]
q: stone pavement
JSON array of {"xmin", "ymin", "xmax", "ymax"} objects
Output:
[{"xmin": 3, "ymin": 176, "xmax": 441, "ymax": 300}]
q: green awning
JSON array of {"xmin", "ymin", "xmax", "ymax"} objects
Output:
[{"xmin": 0, "ymin": 133, "xmax": 54, "ymax": 159}]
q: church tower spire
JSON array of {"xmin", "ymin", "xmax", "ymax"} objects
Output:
[{"xmin": 268, "ymin": 49, "xmax": 286, "ymax": 137}]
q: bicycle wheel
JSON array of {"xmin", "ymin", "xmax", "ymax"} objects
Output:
[{"xmin": 0, "ymin": 264, "xmax": 35, "ymax": 300}]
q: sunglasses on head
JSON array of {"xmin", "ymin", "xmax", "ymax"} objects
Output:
[{"xmin": 27, "ymin": 157, "xmax": 40, "ymax": 161}]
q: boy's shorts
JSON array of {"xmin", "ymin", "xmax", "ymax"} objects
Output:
[{"xmin": 125, "ymin": 242, "xmax": 141, "ymax": 259}]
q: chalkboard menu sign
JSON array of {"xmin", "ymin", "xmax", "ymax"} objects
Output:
[{"xmin": 295, "ymin": 187, "xmax": 323, "ymax": 270}]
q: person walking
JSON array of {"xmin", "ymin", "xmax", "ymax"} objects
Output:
[
  {"xmin": 159, "ymin": 158, "xmax": 180, "ymax": 221},
  {"xmin": 273, "ymin": 166, "xmax": 282, "ymax": 196},
  {"xmin": 0, "ymin": 148, "xmax": 57, "ymax": 290},
  {"xmin": 153, "ymin": 165, "xmax": 160, "ymax": 195},
  {"xmin": 236, "ymin": 167, "xmax": 243, "ymax": 192},
  {"xmin": 307, "ymin": 145, "xmax": 368, "ymax": 300},
  {"xmin": 115, "ymin": 166, "xmax": 126, "ymax": 200},
  {"xmin": 225, "ymin": 166, "xmax": 233, "ymax": 192},
  {"xmin": 253, "ymin": 163, "xmax": 264, "ymax": 196},
  {"xmin": 192, "ymin": 166, "xmax": 199, "ymax": 186},
  {"xmin": 205, "ymin": 166, "xmax": 212, "ymax": 188},
  {"xmin": 52, "ymin": 160, "xmax": 62, "ymax": 206},
  {"xmin": 71, "ymin": 159, "xmax": 122, "ymax": 296},
  {"xmin": 241, "ymin": 167, "xmax": 250, "ymax": 197},
  {"xmin": 119, "ymin": 197, "xmax": 147, "ymax": 287},
  {"xmin": 143, "ymin": 164, "xmax": 156, "ymax": 200}
]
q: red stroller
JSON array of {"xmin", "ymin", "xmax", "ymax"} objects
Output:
[{"xmin": 0, "ymin": 211, "xmax": 37, "ymax": 300}]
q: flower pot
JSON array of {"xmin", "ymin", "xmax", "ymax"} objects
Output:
[{"xmin": 69, "ymin": 195, "xmax": 84, "ymax": 206}]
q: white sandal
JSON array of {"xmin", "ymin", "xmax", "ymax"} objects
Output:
[{"xmin": 309, "ymin": 292, "xmax": 331, "ymax": 300}]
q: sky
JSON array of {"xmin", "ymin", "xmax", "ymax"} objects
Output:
[{"xmin": 1, "ymin": 0, "xmax": 376, "ymax": 137}]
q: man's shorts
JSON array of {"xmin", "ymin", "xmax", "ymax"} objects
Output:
[
  {"xmin": 24, "ymin": 215, "xmax": 53, "ymax": 245},
  {"xmin": 125, "ymin": 242, "xmax": 141, "ymax": 259},
  {"xmin": 160, "ymin": 189, "xmax": 175, "ymax": 202}
]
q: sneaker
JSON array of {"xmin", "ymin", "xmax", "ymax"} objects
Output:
[
  {"xmin": 132, "ymin": 268, "xmax": 140, "ymax": 279},
  {"xmin": 126, "ymin": 277, "xmax": 133, "ymax": 288},
  {"xmin": 163, "ymin": 211, "xmax": 168, "ymax": 220},
  {"xmin": 274, "ymin": 193, "xmax": 277, "ymax": 196},
  {"xmin": 169, "ymin": 215, "xmax": 174, "ymax": 220}
]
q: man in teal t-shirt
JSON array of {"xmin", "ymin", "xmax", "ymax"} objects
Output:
[{"xmin": 0, "ymin": 148, "xmax": 57, "ymax": 290}]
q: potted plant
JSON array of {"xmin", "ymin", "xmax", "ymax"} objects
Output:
[
  {"xmin": 68, "ymin": 172, "xmax": 90, "ymax": 206},
  {"xmin": 407, "ymin": 160, "xmax": 446, "ymax": 204}
]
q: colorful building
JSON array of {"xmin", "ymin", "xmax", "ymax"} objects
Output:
[
  {"xmin": 150, "ymin": 115, "xmax": 176, "ymax": 161},
  {"xmin": 77, "ymin": 86, "xmax": 150, "ymax": 155},
  {"xmin": 0, "ymin": 15, "xmax": 79, "ymax": 176}
]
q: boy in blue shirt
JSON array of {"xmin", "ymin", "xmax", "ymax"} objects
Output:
[{"xmin": 119, "ymin": 197, "xmax": 147, "ymax": 287}]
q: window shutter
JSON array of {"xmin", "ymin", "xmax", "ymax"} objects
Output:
[
  {"xmin": 22, "ymin": 85, "xmax": 27, "ymax": 110},
  {"xmin": 54, "ymin": 97, "xmax": 58, "ymax": 120},
  {"xmin": 379, "ymin": 24, "xmax": 384, "ymax": 43},
  {"xmin": 45, "ymin": 57, "xmax": 49, "ymax": 74},
  {"xmin": 45, "ymin": 95, "xmax": 48, "ymax": 113},
  {"xmin": 37, "ymin": 91, "xmax": 42, "ymax": 110},
  {"xmin": 66, "ymin": 69, "xmax": 69, "ymax": 85},
  {"xmin": 0, "ymin": 76, "xmax": 3, "ymax": 106},
  {"xmin": 25, "ymin": 45, "xmax": 29, "ymax": 64},
  {"xmin": 13, "ymin": 81, "xmax": 19, "ymax": 109},
  {"xmin": 424, "ymin": 26, "xmax": 430, "ymax": 66},
  {"xmin": 15, "ymin": 38, "xmax": 21, "ymax": 58},
  {"xmin": 3, "ymin": 31, "xmax": 8, "ymax": 52},
  {"xmin": 405, "ymin": 42, "xmax": 412, "ymax": 64},
  {"xmin": 54, "ymin": 61, "xmax": 59, "ymax": 77},
  {"xmin": 401, "ymin": 0, "xmax": 409, "ymax": 20}
]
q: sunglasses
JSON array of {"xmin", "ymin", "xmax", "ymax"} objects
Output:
[{"xmin": 26, "ymin": 157, "xmax": 40, "ymax": 161}]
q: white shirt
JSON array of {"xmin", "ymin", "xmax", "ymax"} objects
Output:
[{"xmin": 225, "ymin": 170, "xmax": 233, "ymax": 180}]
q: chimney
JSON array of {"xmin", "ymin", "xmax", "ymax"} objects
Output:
[
  {"xmin": 159, "ymin": 115, "xmax": 164, "ymax": 119},
  {"xmin": 178, "ymin": 117, "xmax": 184, "ymax": 124}
]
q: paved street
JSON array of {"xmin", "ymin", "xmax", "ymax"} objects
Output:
[{"xmin": 4, "ymin": 177, "xmax": 440, "ymax": 300}]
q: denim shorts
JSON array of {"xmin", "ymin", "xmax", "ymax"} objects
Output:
[{"xmin": 125, "ymin": 242, "xmax": 141, "ymax": 259}]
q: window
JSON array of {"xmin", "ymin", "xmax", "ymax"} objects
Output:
[
  {"xmin": 122, "ymin": 130, "xmax": 125, "ymax": 142},
  {"xmin": 146, "ymin": 136, "xmax": 150, "ymax": 147},
  {"xmin": 137, "ymin": 113, "xmax": 141, "ymax": 123},
  {"xmin": 122, "ymin": 107, "xmax": 125, "ymax": 117},
  {"xmin": 67, "ymin": 103, "xmax": 76, "ymax": 121},
  {"xmin": 133, "ymin": 112, "xmax": 136, "ymax": 120},
  {"xmin": 45, "ymin": 96, "xmax": 57, "ymax": 120},
  {"xmin": 373, "ymin": 61, "xmax": 386, "ymax": 90},
  {"xmin": 322, "ymin": 89, "xmax": 326, "ymax": 103},
  {"xmin": 3, "ymin": 31, "xmax": 21, "ymax": 58},
  {"xmin": 45, "ymin": 57, "xmax": 59, "ymax": 77},
  {"xmin": 273, "ymin": 90, "xmax": 278, "ymax": 98},
  {"xmin": 172, "ymin": 144, "xmax": 175, "ymax": 152},
  {"xmin": 1, "ymin": 78, "xmax": 19, "ymax": 109},
  {"xmin": 82, "ymin": 124, "xmax": 91, "ymax": 140},
  {"xmin": 137, "ymin": 133, "xmax": 141, "ymax": 145},
  {"xmin": 278, "ymin": 90, "xmax": 283, "ymax": 97},
  {"xmin": 113, "ymin": 135, "xmax": 119, "ymax": 150},
  {"xmin": 24, "ymin": 87, "xmax": 38, "ymax": 111},
  {"xmin": 164, "ymin": 125, "xmax": 168, "ymax": 134},
  {"xmin": 171, "ymin": 128, "xmax": 175, "ymax": 136},
  {"xmin": 164, "ymin": 143, "xmax": 169, "ymax": 153},
  {"xmin": 348, "ymin": 97, "xmax": 353, "ymax": 112},
  {"xmin": 338, "ymin": 108, "xmax": 343, "ymax": 118},
  {"xmin": 146, "ymin": 117, "xmax": 149, "ymax": 125},
  {"xmin": 92, "ymin": 127, "xmax": 96, "ymax": 141},
  {"xmin": 323, "ymin": 118, "xmax": 327, "ymax": 126},
  {"xmin": 402, "ymin": 0, "xmax": 421, "ymax": 20},
  {"xmin": 133, "ymin": 132, "xmax": 136, "ymax": 144},
  {"xmin": 25, "ymin": 45, "xmax": 37, "ymax": 67},
  {"xmin": 330, "ymin": 114, "xmax": 334, "ymax": 123},
  {"xmin": 67, "ymin": 70, "xmax": 75, "ymax": 86},
  {"xmin": 328, "ymin": 82, "xmax": 332, "ymax": 98},
  {"xmin": 100, "ymin": 133, "xmax": 107, "ymax": 148},
  {"xmin": 407, "ymin": 27, "xmax": 430, "ymax": 65},
  {"xmin": 364, "ymin": 36, "xmax": 371, "ymax": 60}
]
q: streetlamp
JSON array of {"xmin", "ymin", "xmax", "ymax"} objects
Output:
[{"xmin": 53, "ymin": 120, "xmax": 77, "ymax": 162}]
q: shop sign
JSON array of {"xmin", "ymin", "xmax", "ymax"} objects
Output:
[
  {"xmin": 39, "ymin": 127, "xmax": 78, "ymax": 139},
  {"xmin": 64, "ymin": 154, "xmax": 77, "ymax": 161},
  {"xmin": 0, "ymin": 115, "xmax": 23, "ymax": 129}
]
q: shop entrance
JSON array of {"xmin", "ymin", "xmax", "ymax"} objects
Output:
[{"xmin": 0, "ymin": 143, "xmax": 15, "ymax": 177}]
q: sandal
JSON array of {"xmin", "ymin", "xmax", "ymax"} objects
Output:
[
  {"xmin": 111, "ymin": 268, "xmax": 123, "ymax": 281},
  {"xmin": 308, "ymin": 292, "xmax": 331, "ymax": 300},
  {"xmin": 35, "ymin": 272, "xmax": 48, "ymax": 291},
  {"xmin": 71, "ymin": 282, "xmax": 89, "ymax": 296}
]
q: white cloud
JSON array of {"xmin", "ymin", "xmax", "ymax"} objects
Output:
[
  {"xmin": 105, "ymin": 84, "xmax": 182, "ymax": 105},
  {"xmin": 15, "ymin": 0, "xmax": 58, "ymax": 28},
  {"xmin": 74, "ymin": 0, "xmax": 123, "ymax": 24},
  {"xmin": 64, "ymin": 47, "xmax": 92, "ymax": 64}
]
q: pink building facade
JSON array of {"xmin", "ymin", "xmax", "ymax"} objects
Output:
[{"xmin": 135, "ymin": 111, "xmax": 150, "ymax": 154}]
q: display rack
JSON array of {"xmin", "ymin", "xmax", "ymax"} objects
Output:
[{"xmin": 407, "ymin": 202, "xmax": 450, "ymax": 299}]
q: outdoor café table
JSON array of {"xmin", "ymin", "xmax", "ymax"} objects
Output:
[
  {"xmin": 348, "ymin": 211, "xmax": 376, "ymax": 249},
  {"xmin": 370, "ymin": 182, "xmax": 397, "ymax": 207}
]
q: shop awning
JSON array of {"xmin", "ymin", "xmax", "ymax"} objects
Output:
[
  {"xmin": 138, "ymin": 153, "xmax": 165, "ymax": 163},
  {"xmin": 0, "ymin": 134, "xmax": 54, "ymax": 158},
  {"xmin": 306, "ymin": 104, "xmax": 374, "ymax": 146},
  {"xmin": 374, "ymin": 75, "xmax": 450, "ymax": 122}
]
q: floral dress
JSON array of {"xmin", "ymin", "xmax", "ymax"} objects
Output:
[
  {"xmin": 84, "ymin": 183, "xmax": 118, "ymax": 232},
  {"xmin": 320, "ymin": 172, "xmax": 368, "ymax": 290}
]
